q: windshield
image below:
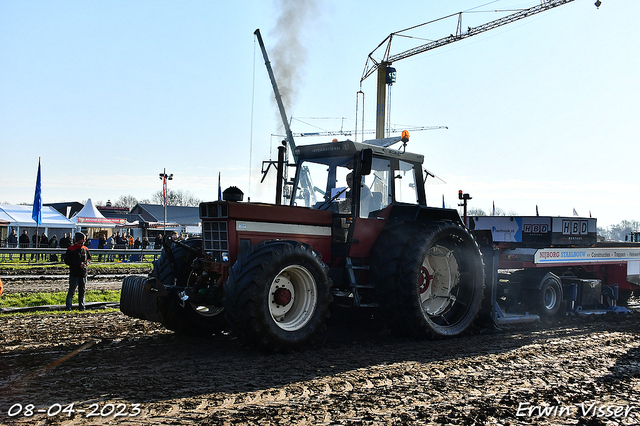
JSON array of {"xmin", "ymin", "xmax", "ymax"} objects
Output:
[
  {"xmin": 292, "ymin": 156, "xmax": 352, "ymax": 209},
  {"xmin": 292, "ymin": 155, "xmax": 396, "ymax": 218}
]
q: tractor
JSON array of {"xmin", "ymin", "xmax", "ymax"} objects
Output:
[{"xmin": 120, "ymin": 135, "xmax": 486, "ymax": 351}]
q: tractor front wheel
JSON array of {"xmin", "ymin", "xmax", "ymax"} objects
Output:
[{"xmin": 223, "ymin": 240, "xmax": 332, "ymax": 352}]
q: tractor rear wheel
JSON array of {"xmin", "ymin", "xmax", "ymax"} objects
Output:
[
  {"xmin": 392, "ymin": 221, "xmax": 485, "ymax": 337},
  {"xmin": 223, "ymin": 240, "xmax": 332, "ymax": 352}
]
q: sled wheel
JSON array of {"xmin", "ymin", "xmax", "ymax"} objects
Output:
[
  {"xmin": 224, "ymin": 240, "xmax": 332, "ymax": 352},
  {"xmin": 396, "ymin": 221, "xmax": 485, "ymax": 337},
  {"xmin": 536, "ymin": 273, "xmax": 563, "ymax": 317}
]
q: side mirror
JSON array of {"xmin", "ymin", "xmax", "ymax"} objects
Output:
[{"xmin": 360, "ymin": 149, "xmax": 373, "ymax": 176}]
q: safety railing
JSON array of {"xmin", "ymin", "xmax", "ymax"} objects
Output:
[{"xmin": 0, "ymin": 248, "xmax": 162, "ymax": 264}]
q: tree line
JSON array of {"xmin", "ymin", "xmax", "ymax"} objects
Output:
[{"xmin": 105, "ymin": 189, "xmax": 201, "ymax": 209}]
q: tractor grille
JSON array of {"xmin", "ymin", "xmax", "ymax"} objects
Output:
[{"xmin": 203, "ymin": 221, "xmax": 229, "ymax": 262}]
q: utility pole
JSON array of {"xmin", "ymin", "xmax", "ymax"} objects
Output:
[{"xmin": 159, "ymin": 168, "xmax": 173, "ymax": 235}]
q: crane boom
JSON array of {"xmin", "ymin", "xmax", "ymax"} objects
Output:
[
  {"xmin": 361, "ymin": 0, "xmax": 576, "ymax": 83},
  {"xmin": 360, "ymin": 0, "xmax": 579, "ymax": 138},
  {"xmin": 294, "ymin": 125, "xmax": 447, "ymax": 138}
]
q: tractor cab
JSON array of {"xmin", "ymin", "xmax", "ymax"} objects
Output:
[
  {"xmin": 289, "ymin": 138, "xmax": 430, "ymax": 265},
  {"xmin": 290, "ymin": 139, "xmax": 427, "ymax": 217}
]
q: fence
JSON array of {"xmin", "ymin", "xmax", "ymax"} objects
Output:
[{"xmin": 0, "ymin": 248, "xmax": 162, "ymax": 264}]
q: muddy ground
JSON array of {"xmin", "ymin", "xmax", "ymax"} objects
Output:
[{"xmin": 0, "ymin": 275, "xmax": 639, "ymax": 425}]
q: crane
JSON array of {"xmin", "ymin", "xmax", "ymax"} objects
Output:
[
  {"xmin": 360, "ymin": 0, "xmax": 595, "ymax": 139},
  {"xmin": 293, "ymin": 125, "xmax": 448, "ymax": 138}
]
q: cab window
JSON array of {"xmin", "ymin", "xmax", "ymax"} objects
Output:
[
  {"xmin": 361, "ymin": 157, "xmax": 391, "ymax": 217},
  {"xmin": 394, "ymin": 160, "xmax": 418, "ymax": 204}
]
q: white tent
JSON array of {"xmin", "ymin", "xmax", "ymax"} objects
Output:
[
  {"xmin": 71, "ymin": 198, "xmax": 124, "ymax": 229},
  {"xmin": 0, "ymin": 204, "xmax": 75, "ymax": 244},
  {"xmin": 0, "ymin": 204, "xmax": 75, "ymax": 228}
]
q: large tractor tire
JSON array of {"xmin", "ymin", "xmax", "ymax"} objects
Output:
[
  {"xmin": 375, "ymin": 221, "xmax": 485, "ymax": 338},
  {"xmin": 370, "ymin": 224, "xmax": 423, "ymax": 327},
  {"xmin": 223, "ymin": 240, "xmax": 332, "ymax": 352}
]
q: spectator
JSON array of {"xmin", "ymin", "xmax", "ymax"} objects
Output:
[
  {"xmin": 142, "ymin": 237, "xmax": 150, "ymax": 249},
  {"xmin": 106, "ymin": 233, "xmax": 115, "ymax": 262},
  {"xmin": 7, "ymin": 230, "xmax": 18, "ymax": 261},
  {"xmin": 59, "ymin": 232, "xmax": 71, "ymax": 263},
  {"xmin": 116, "ymin": 233, "xmax": 126, "ymax": 260},
  {"xmin": 98, "ymin": 233, "xmax": 106, "ymax": 262},
  {"xmin": 64, "ymin": 232, "xmax": 91, "ymax": 311},
  {"xmin": 59, "ymin": 233, "xmax": 71, "ymax": 248},
  {"xmin": 154, "ymin": 234, "xmax": 163, "ymax": 249},
  {"xmin": 19, "ymin": 230, "xmax": 30, "ymax": 261},
  {"xmin": 40, "ymin": 233, "xmax": 49, "ymax": 249},
  {"xmin": 49, "ymin": 235, "xmax": 59, "ymax": 262},
  {"xmin": 127, "ymin": 233, "xmax": 134, "ymax": 248},
  {"xmin": 31, "ymin": 231, "xmax": 40, "ymax": 261},
  {"xmin": 134, "ymin": 237, "xmax": 141, "ymax": 249}
]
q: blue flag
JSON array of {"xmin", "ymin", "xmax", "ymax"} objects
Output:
[
  {"xmin": 32, "ymin": 158, "xmax": 42, "ymax": 225},
  {"xmin": 218, "ymin": 172, "xmax": 222, "ymax": 201}
]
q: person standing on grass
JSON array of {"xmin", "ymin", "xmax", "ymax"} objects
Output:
[{"xmin": 64, "ymin": 232, "xmax": 91, "ymax": 311}]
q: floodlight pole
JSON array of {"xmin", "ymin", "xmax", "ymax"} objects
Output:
[{"xmin": 159, "ymin": 168, "xmax": 173, "ymax": 235}]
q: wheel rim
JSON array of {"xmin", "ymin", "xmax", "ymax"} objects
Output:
[
  {"xmin": 419, "ymin": 244, "xmax": 460, "ymax": 316},
  {"xmin": 543, "ymin": 284, "xmax": 558, "ymax": 310},
  {"xmin": 187, "ymin": 271, "xmax": 224, "ymax": 317},
  {"xmin": 190, "ymin": 303, "xmax": 224, "ymax": 317},
  {"xmin": 269, "ymin": 265, "xmax": 318, "ymax": 331}
]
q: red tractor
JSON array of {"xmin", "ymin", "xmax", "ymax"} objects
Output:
[{"xmin": 121, "ymin": 136, "xmax": 486, "ymax": 351}]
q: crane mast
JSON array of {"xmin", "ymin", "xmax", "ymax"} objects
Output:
[{"xmin": 360, "ymin": 0, "xmax": 580, "ymax": 138}]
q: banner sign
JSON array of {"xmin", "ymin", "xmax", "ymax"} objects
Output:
[
  {"xmin": 77, "ymin": 217, "xmax": 126, "ymax": 225},
  {"xmin": 535, "ymin": 248, "xmax": 640, "ymax": 264}
]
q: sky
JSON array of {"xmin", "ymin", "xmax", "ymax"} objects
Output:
[{"xmin": 1, "ymin": 0, "xmax": 638, "ymax": 229}]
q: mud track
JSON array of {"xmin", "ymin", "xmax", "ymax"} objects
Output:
[{"xmin": 1, "ymin": 298, "xmax": 640, "ymax": 425}]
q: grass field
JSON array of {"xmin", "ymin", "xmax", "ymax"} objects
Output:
[
  {"xmin": 0, "ymin": 290, "xmax": 121, "ymax": 308},
  {"xmin": 0, "ymin": 261, "xmax": 153, "ymax": 271}
]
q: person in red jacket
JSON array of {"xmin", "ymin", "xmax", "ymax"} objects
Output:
[{"xmin": 64, "ymin": 232, "xmax": 92, "ymax": 311}]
